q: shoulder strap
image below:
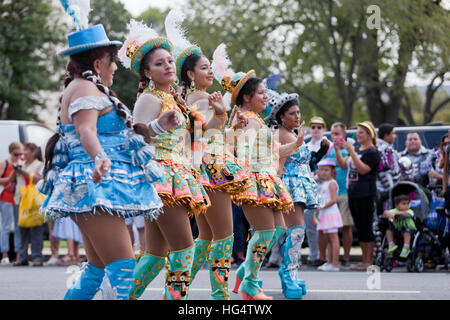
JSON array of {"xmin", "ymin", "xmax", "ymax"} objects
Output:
[{"xmin": 1, "ymin": 160, "xmax": 8, "ymax": 178}]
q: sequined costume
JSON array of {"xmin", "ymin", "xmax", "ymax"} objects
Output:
[
  {"xmin": 231, "ymin": 111, "xmax": 293, "ymax": 211},
  {"xmin": 281, "ymin": 145, "xmax": 323, "ymax": 209},
  {"xmin": 191, "ymin": 98, "xmax": 249, "ymax": 195},
  {"xmin": 145, "ymin": 89, "xmax": 210, "ymax": 216}
]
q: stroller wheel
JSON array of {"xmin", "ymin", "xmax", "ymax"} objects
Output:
[
  {"xmin": 406, "ymin": 256, "xmax": 414, "ymax": 272},
  {"xmin": 374, "ymin": 256, "xmax": 383, "ymax": 268},
  {"xmin": 384, "ymin": 257, "xmax": 393, "ymax": 272},
  {"xmin": 414, "ymin": 256, "xmax": 424, "ymax": 273}
]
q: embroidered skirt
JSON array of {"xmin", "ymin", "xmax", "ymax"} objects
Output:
[
  {"xmin": 197, "ymin": 155, "xmax": 249, "ymax": 195},
  {"xmin": 231, "ymin": 172, "xmax": 293, "ymax": 211},
  {"xmin": 281, "ymin": 174, "xmax": 323, "ymax": 210},
  {"xmin": 40, "ymin": 159, "xmax": 164, "ymax": 221},
  {"xmin": 153, "ymin": 160, "xmax": 211, "ymax": 216}
]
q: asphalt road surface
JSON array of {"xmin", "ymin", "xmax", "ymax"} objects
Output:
[{"xmin": 0, "ymin": 263, "xmax": 449, "ymax": 300}]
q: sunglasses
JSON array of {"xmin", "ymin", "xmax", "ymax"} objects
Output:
[
  {"xmin": 13, "ymin": 153, "xmax": 23, "ymax": 157},
  {"xmin": 310, "ymin": 125, "xmax": 323, "ymax": 130}
]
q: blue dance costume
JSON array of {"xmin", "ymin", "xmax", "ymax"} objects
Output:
[
  {"xmin": 39, "ymin": 96, "xmax": 164, "ymax": 220},
  {"xmin": 281, "ymin": 145, "xmax": 323, "ymax": 209}
]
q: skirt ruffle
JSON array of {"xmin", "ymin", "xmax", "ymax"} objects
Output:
[
  {"xmin": 40, "ymin": 159, "xmax": 164, "ymax": 221},
  {"xmin": 197, "ymin": 156, "xmax": 249, "ymax": 195},
  {"xmin": 231, "ymin": 172, "xmax": 293, "ymax": 211},
  {"xmin": 281, "ymin": 175, "xmax": 323, "ymax": 210},
  {"xmin": 154, "ymin": 160, "xmax": 211, "ymax": 216}
]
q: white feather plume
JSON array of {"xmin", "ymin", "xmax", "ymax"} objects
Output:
[
  {"xmin": 164, "ymin": 9, "xmax": 191, "ymax": 52},
  {"xmin": 118, "ymin": 19, "xmax": 160, "ymax": 69},
  {"xmin": 60, "ymin": 0, "xmax": 91, "ymax": 30},
  {"xmin": 211, "ymin": 43, "xmax": 235, "ymax": 83}
]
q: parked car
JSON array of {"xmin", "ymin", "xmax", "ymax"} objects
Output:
[
  {"xmin": 305, "ymin": 124, "xmax": 450, "ymax": 152},
  {"xmin": 0, "ymin": 120, "xmax": 54, "ymax": 160}
]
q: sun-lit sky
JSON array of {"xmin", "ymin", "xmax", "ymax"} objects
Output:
[{"xmin": 118, "ymin": 0, "xmax": 186, "ymax": 16}]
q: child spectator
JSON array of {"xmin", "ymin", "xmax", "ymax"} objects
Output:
[
  {"xmin": 384, "ymin": 194, "xmax": 417, "ymax": 258},
  {"xmin": 316, "ymin": 159, "xmax": 342, "ymax": 272}
]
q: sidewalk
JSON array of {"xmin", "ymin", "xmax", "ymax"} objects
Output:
[{"xmin": 42, "ymin": 247, "xmax": 363, "ymax": 261}]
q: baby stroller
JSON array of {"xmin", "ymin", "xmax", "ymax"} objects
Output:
[
  {"xmin": 409, "ymin": 184, "xmax": 450, "ymax": 272},
  {"xmin": 374, "ymin": 181, "xmax": 429, "ymax": 272}
]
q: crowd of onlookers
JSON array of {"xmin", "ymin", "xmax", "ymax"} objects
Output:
[{"xmin": 1, "ymin": 121, "xmax": 449, "ymax": 270}]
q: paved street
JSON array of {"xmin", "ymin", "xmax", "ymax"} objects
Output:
[{"xmin": 0, "ymin": 263, "xmax": 449, "ymax": 300}]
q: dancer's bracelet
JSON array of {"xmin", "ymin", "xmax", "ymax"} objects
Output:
[
  {"xmin": 94, "ymin": 151, "xmax": 108, "ymax": 165},
  {"xmin": 148, "ymin": 119, "xmax": 167, "ymax": 135}
]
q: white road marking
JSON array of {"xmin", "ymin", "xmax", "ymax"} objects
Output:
[{"xmin": 146, "ymin": 288, "xmax": 421, "ymax": 294}]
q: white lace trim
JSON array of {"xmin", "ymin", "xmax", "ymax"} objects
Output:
[{"xmin": 68, "ymin": 96, "xmax": 113, "ymax": 122}]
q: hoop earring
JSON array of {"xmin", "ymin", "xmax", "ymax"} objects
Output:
[
  {"xmin": 148, "ymin": 78, "xmax": 155, "ymax": 91},
  {"xmin": 190, "ymin": 79, "xmax": 196, "ymax": 90}
]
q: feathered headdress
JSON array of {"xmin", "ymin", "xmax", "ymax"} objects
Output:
[
  {"xmin": 211, "ymin": 43, "xmax": 255, "ymax": 105},
  {"xmin": 211, "ymin": 43, "xmax": 235, "ymax": 87},
  {"xmin": 164, "ymin": 9, "xmax": 202, "ymax": 83},
  {"xmin": 58, "ymin": 0, "xmax": 122, "ymax": 57},
  {"xmin": 118, "ymin": 19, "xmax": 173, "ymax": 76},
  {"xmin": 59, "ymin": 0, "xmax": 91, "ymax": 30}
]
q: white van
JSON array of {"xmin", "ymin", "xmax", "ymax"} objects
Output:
[{"xmin": 0, "ymin": 120, "xmax": 54, "ymax": 161}]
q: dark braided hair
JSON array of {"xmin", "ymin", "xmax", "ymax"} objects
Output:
[
  {"xmin": 180, "ymin": 53, "xmax": 202, "ymax": 100},
  {"xmin": 44, "ymin": 45, "xmax": 143, "ymax": 176}
]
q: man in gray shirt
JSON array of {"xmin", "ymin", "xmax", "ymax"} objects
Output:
[{"xmin": 400, "ymin": 131, "xmax": 432, "ymax": 187}]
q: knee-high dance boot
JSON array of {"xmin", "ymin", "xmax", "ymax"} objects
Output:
[
  {"xmin": 64, "ymin": 262, "xmax": 105, "ymax": 300},
  {"xmin": 278, "ymin": 225, "xmax": 306, "ymax": 299},
  {"xmin": 129, "ymin": 253, "xmax": 165, "ymax": 300},
  {"xmin": 190, "ymin": 239, "xmax": 211, "ymax": 283},
  {"xmin": 104, "ymin": 258, "xmax": 136, "ymax": 300},
  {"xmin": 209, "ymin": 235, "xmax": 233, "ymax": 300},
  {"xmin": 163, "ymin": 245, "xmax": 195, "ymax": 300},
  {"xmin": 240, "ymin": 229, "xmax": 275, "ymax": 300},
  {"xmin": 233, "ymin": 226, "xmax": 286, "ymax": 294}
]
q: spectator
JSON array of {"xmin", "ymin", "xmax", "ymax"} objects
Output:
[
  {"xmin": 125, "ymin": 216, "xmax": 145, "ymax": 256},
  {"xmin": 0, "ymin": 142, "xmax": 24, "ymax": 265},
  {"xmin": 13, "ymin": 143, "xmax": 44, "ymax": 266},
  {"xmin": 400, "ymin": 131, "xmax": 432, "ymax": 187},
  {"xmin": 376, "ymin": 123, "xmax": 401, "ymax": 215},
  {"xmin": 305, "ymin": 116, "xmax": 330, "ymax": 266},
  {"xmin": 428, "ymin": 134, "xmax": 450, "ymax": 185},
  {"xmin": 52, "ymin": 217, "xmax": 83, "ymax": 266},
  {"xmin": 44, "ymin": 222, "xmax": 60, "ymax": 266},
  {"xmin": 324, "ymin": 122, "xmax": 355, "ymax": 268},
  {"xmin": 439, "ymin": 132, "xmax": 449, "ymax": 212},
  {"xmin": 334, "ymin": 121, "xmax": 380, "ymax": 271},
  {"xmin": 316, "ymin": 159, "xmax": 343, "ymax": 272}
]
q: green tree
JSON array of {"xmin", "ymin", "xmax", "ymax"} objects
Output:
[
  {"xmin": 88, "ymin": 1, "xmax": 168, "ymax": 109},
  {"xmin": 182, "ymin": 0, "xmax": 449, "ymax": 126},
  {"xmin": 0, "ymin": 0, "xmax": 66, "ymax": 120}
]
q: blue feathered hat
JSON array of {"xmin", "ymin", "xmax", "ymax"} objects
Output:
[{"xmin": 58, "ymin": 0, "xmax": 122, "ymax": 57}]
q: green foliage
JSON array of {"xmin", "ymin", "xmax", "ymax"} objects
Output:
[{"xmin": 0, "ymin": 0, "xmax": 66, "ymax": 120}]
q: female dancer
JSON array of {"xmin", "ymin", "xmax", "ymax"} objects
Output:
[
  {"xmin": 265, "ymin": 90, "xmax": 323, "ymax": 299},
  {"xmin": 218, "ymin": 66, "xmax": 303, "ymax": 300},
  {"xmin": 118, "ymin": 20, "xmax": 210, "ymax": 300},
  {"xmin": 165, "ymin": 11, "xmax": 249, "ymax": 300},
  {"xmin": 39, "ymin": 2, "xmax": 173, "ymax": 300}
]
